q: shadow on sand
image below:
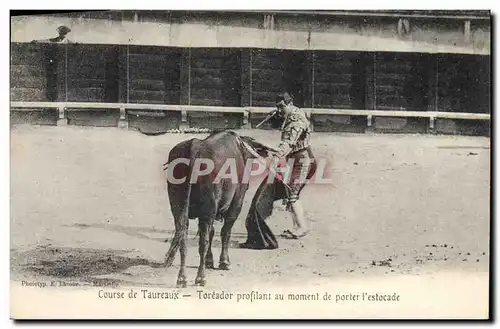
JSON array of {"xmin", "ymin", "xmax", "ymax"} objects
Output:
[
  {"xmin": 11, "ymin": 223, "xmax": 251, "ymax": 284},
  {"xmin": 11, "ymin": 246, "xmax": 164, "ymax": 282}
]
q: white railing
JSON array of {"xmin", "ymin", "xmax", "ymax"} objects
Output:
[{"xmin": 10, "ymin": 101, "xmax": 490, "ymax": 130}]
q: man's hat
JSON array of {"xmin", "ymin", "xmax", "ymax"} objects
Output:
[
  {"xmin": 57, "ymin": 25, "xmax": 71, "ymax": 36},
  {"xmin": 276, "ymin": 92, "xmax": 293, "ymax": 105}
]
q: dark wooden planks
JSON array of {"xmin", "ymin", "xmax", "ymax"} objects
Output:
[
  {"xmin": 312, "ymin": 51, "xmax": 364, "ymax": 109},
  {"xmin": 10, "ymin": 43, "xmax": 49, "ymax": 101},
  {"xmin": 240, "ymin": 49, "xmax": 252, "ymax": 107},
  {"xmin": 65, "ymin": 44, "xmax": 108, "ymax": 102},
  {"xmin": 437, "ymin": 54, "xmax": 490, "ymax": 114},
  {"xmin": 374, "ymin": 52, "xmax": 429, "ymax": 111},
  {"xmin": 189, "ymin": 48, "xmax": 241, "ymax": 107},
  {"xmin": 251, "ymin": 49, "xmax": 282, "ymax": 106},
  {"xmin": 128, "ymin": 46, "xmax": 181, "ymax": 104},
  {"xmin": 188, "ymin": 111, "xmax": 242, "ymax": 130},
  {"xmin": 251, "ymin": 49, "xmax": 307, "ymax": 107},
  {"xmin": 128, "ymin": 111, "xmax": 182, "ymax": 132}
]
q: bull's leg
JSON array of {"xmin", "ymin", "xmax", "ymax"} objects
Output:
[
  {"xmin": 195, "ymin": 218, "xmax": 213, "ymax": 286},
  {"xmin": 219, "ymin": 218, "xmax": 237, "ymax": 270},
  {"xmin": 176, "ymin": 220, "xmax": 189, "ymax": 288},
  {"xmin": 205, "ymin": 225, "xmax": 215, "ymax": 269},
  {"xmin": 220, "ymin": 186, "xmax": 247, "ymax": 270}
]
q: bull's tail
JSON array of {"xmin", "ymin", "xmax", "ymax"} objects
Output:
[
  {"xmin": 164, "ymin": 151, "xmax": 195, "ymax": 267},
  {"xmin": 165, "ymin": 184, "xmax": 191, "ymax": 267}
]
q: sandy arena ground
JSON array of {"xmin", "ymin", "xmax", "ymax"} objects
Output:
[{"xmin": 9, "ymin": 125, "xmax": 491, "ymax": 318}]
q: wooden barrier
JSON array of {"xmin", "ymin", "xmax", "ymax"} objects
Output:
[{"xmin": 10, "ymin": 101, "xmax": 490, "ymax": 133}]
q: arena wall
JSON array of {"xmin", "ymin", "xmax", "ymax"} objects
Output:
[{"xmin": 10, "ymin": 11, "xmax": 491, "ymax": 136}]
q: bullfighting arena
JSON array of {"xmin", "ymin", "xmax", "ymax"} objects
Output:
[{"xmin": 10, "ymin": 124, "xmax": 490, "ymax": 319}]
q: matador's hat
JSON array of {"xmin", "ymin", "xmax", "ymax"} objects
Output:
[
  {"xmin": 275, "ymin": 92, "xmax": 293, "ymax": 106},
  {"xmin": 57, "ymin": 25, "xmax": 71, "ymax": 37}
]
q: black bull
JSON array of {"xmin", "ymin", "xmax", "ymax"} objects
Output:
[{"xmin": 163, "ymin": 131, "xmax": 277, "ymax": 287}]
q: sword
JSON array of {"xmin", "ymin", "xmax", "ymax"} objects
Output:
[{"xmin": 255, "ymin": 109, "xmax": 279, "ymax": 129}]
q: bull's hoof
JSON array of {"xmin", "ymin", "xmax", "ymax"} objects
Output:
[
  {"xmin": 219, "ymin": 262, "xmax": 231, "ymax": 271},
  {"xmin": 205, "ymin": 261, "xmax": 215, "ymax": 269},
  {"xmin": 176, "ymin": 280, "xmax": 187, "ymax": 288},
  {"xmin": 195, "ymin": 277, "xmax": 206, "ymax": 286}
]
